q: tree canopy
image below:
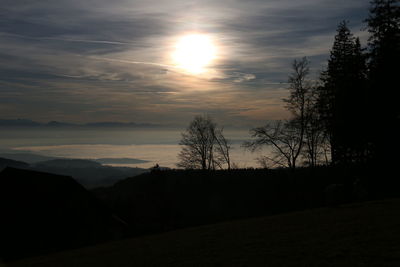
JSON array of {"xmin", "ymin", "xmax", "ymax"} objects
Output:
[{"xmin": 178, "ymin": 115, "xmax": 231, "ymax": 170}]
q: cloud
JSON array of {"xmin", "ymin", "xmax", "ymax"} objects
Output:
[
  {"xmin": 0, "ymin": 0, "xmax": 371, "ymax": 126},
  {"xmin": 233, "ymin": 73, "xmax": 256, "ymax": 83}
]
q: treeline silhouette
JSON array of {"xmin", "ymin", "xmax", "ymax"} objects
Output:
[
  {"xmin": 2, "ymin": 163, "xmax": 395, "ymax": 261},
  {"xmin": 93, "ymin": 164, "xmax": 394, "ymax": 238},
  {"xmin": 317, "ymin": 0, "xmax": 399, "ymax": 169},
  {"xmin": 244, "ymin": 0, "xmax": 399, "ymax": 171}
]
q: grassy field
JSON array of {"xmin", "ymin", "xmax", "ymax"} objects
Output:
[{"xmin": 5, "ymin": 198, "xmax": 400, "ymax": 267}]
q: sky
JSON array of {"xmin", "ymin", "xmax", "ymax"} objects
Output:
[{"xmin": 0, "ymin": 0, "xmax": 370, "ymax": 128}]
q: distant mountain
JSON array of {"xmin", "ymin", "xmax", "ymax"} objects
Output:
[
  {"xmin": 0, "ymin": 152, "xmax": 149, "ymax": 165},
  {"xmin": 85, "ymin": 122, "xmax": 159, "ymax": 128},
  {"xmin": 0, "ymin": 156, "xmax": 149, "ymax": 188},
  {"xmin": 0, "ymin": 167, "xmax": 126, "ymax": 260},
  {"xmin": 0, "ymin": 153, "xmax": 60, "ymax": 164},
  {"xmin": 0, "ymin": 119, "xmax": 41, "ymax": 127},
  {"xmin": 45, "ymin": 121, "xmax": 74, "ymax": 127},
  {"xmin": 95, "ymin": 158, "xmax": 149, "ymax": 164},
  {"xmin": 35, "ymin": 159, "xmax": 103, "ymax": 168},
  {"xmin": 33, "ymin": 159, "xmax": 149, "ymax": 188},
  {"xmin": 0, "ymin": 157, "xmax": 30, "ymax": 170},
  {"xmin": 0, "ymin": 119, "xmax": 162, "ymax": 128}
]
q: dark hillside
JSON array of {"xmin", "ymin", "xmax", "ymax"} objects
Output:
[
  {"xmin": 0, "ymin": 167, "xmax": 126, "ymax": 261},
  {"xmin": 32, "ymin": 159, "xmax": 148, "ymax": 188},
  {"xmin": 9, "ymin": 198, "xmax": 400, "ymax": 267},
  {"xmin": 0, "ymin": 157, "xmax": 29, "ymax": 170},
  {"xmin": 94, "ymin": 166, "xmax": 378, "ymax": 237}
]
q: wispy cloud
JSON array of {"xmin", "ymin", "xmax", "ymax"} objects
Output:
[{"xmin": 0, "ymin": 0, "xmax": 370, "ymax": 126}]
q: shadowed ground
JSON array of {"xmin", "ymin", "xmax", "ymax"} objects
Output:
[{"xmin": 7, "ymin": 198, "xmax": 400, "ymax": 267}]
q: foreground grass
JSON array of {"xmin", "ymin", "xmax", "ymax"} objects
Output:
[{"xmin": 7, "ymin": 198, "xmax": 400, "ymax": 267}]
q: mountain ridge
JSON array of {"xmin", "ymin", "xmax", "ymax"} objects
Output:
[{"xmin": 0, "ymin": 119, "xmax": 161, "ymax": 128}]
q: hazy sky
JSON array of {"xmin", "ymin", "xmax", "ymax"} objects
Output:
[{"xmin": 0, "ymin": 0, "xmax": 369, "ymax": 127}]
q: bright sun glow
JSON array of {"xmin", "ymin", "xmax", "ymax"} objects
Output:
[{"xmin": 172, "ymin": 34, "xmax": 216, "ymax": 74}]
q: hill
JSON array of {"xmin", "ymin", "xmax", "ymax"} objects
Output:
[
  {"xmin": 0, "ymin": 167, "xmax": 126, "ymax": 261},
  {"xmin": 0, "ymin": 153, "xmax": 149, "ymax": 166},
  {"xmin": 33, "ymin": 159, "xmax": 148, "ymax": 188},
  {"xmin": 0, "ymin": 119, "xmax": 160, "ymax": 128},
  {"xmin": 35, "ymin": 159, "xmax": 103, "ymax": 168},
  {"xmin": 0, "ymin": 156, "xmax": 149, "ymax": 188},
  {"xmin": 95, "ymin": 158, "xmax": 149, "ymax": 165},
  {"xmin": 0, "ymin": 157, "xmax": 29, "ymax": 170},
  {"xmin": 7, "ymin": 198, "xmax": 400, "ymax": 267},
  {"xmin": 0, "ymin": 153, "xmax": 59, "ymax": 164},
  {"xmin": 94, "ymin": 168, "xmax": 366, "ymax": 236}
]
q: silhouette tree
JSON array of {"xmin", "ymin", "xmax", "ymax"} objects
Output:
[
  {"xmin": 365, "ymin": 0, "xmax": 400, "ymax": 166},
  {"xmin": 302, "ymin": 84, "xmax": 330, "ymax": 167},
  {"xmin": 284, "ymin": 57, "xmax": 312, "ymax": 153},
  {"xmin": 246, "ymin": 120, "xmax": 303, "ymax": 169},
  {"xmin": 246, "ymin": 58, "xmax": 324, "ymax": 169},
  {"xmin": 214, "ymin": 127, "xmax": 232, "ymax": 170},
  {"xmin": 178, "ymin": 115, "xmax": 231, "ymax": 170},
  {"xmin": 318, "ymin": 21, "xmax": 368, "ymax": 165}
]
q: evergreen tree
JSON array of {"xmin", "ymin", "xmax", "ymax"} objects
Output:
[
  {"xmin": 318, "ymin": 21, "xmax": 368, "ymax": 164},
  {"xmin": 365, "ymin": 0, "xmax": 400, "ymax": 166}
]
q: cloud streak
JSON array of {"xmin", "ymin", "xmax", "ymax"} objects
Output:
[{"xmin": 0, "ymin": 0, "xmax": 370, "ymax": 127}]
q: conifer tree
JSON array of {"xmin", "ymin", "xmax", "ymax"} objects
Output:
[
  {"xmin": 318, "ymin": 21, "xmax": 368, "ymax": 164},
  {"xmin": 365, "ymin": 0, "xmax": 400, "ymax": 165}
]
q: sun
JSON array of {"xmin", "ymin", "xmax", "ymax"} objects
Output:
[{"xmin": 172, "ymin": 34, "xmax": 216, "ymax": 74}]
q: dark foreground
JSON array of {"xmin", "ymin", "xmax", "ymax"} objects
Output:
[{"xmin": 6, "ymin": 198, "xmax": 400, "ymax": 267}]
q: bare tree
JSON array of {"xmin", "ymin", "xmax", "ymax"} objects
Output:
[
  {"xmin": 245, "ymin": 58, "xmax": 313, "ymax": 169},
  {"xmin": 245, "ymin": 120, "xmax": 303, "ymax": 169},
  {"xmin": 302, "ymin": 84, "xmax": 331, "ymax": 167},
  {"xmin": 283, "ymin": 57, "xmax": 312, "ymax": 165},
  {"xmin": 214, "ymin": 127, "xmax": 231, "ymax": 170},
  {"xmin": 177, "ymin": 115, "xmax": 231, "ymax": 170}
]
